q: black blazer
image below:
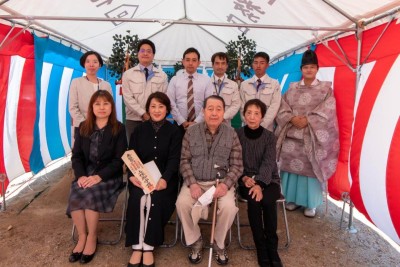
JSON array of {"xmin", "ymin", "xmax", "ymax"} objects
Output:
[{"xmin": 72, "ymin": 122, "xmax": 127, "ymax": 181}]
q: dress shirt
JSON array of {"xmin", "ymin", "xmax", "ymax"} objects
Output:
[{"xmin": 167, "ymin": 72, "xmax": 214, "ymax": 125}]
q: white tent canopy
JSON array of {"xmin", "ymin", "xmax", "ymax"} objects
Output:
[{"xmin": 1, "ymin": 0, "xmax": 399, "ymax": 65}]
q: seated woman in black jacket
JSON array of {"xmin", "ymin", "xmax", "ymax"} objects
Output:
[
  {"xmin": 236, "ymin": 99, "xmax": 283, "ymax": 267},
  {"xmin": 125, "ymin": 92, "xmax": 182, "ymax": 267},
  {"xmin": 66, "ymin": 90, "xmax": 127, "ymax": 264}
]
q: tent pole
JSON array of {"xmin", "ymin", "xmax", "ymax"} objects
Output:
[
  {"xmin": 270, "ymin": 5, "xmax": 399, "ymax": 64},
  {"xmin": 334, "ymin": 38, "xmax": 352, "ymax": 67},
  {"xmin": 0, "ymin": 173, "xmax": 6, "ymax": 211},
  {"xmin": 363, "ymin": 5, "xmax": 400, "ymax": 26},
  {"xmin": 362, "ymin": 17, "xmax": 395, "ymax": 65},
  {"xmin": 0, "ymin": 22, "xmax": 14, "ymax": 48},
  {"xmin": 344, "ymin": 23, "xmax": 363, "ymax": 235},
  {"xmin": 0, "ymin": 0, "xmax": 10, "ymax": 6},
  {"xmin": 322, "ymin": 0, "xmax": 358, "ymax": 23},
  {"xmin": 0, "ymin": 14, "xmax": 355, "ymax": 33},
  {"xmin": 0, "ymin": 22, "xmax": 31, "ymax": 51},
  {"xmin": 312, "ymin": 32, "xmax": 355, "ymax": 72},
  {"xmin": 0, "ymin": 5, "xmax": 105, "ymax": 57}
]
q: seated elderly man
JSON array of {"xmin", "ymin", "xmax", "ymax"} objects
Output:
[{"xmin": 176, "ymin": 95, "xmax": 243, "ymax": 265}]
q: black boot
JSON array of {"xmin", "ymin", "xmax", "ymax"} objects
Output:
[
  {"xmin": 268, "ymin": 249, "xmax": 283, "ymax": 267},
  {"xmin": 256, "ymin": 247, "xmax": 271, "ymax": 267}
]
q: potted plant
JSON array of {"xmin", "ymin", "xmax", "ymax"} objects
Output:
[
  {"xmin": 107, "ymin": 30, "xmax": 140, "ymax": 84},
  {"xmin": 226, "ymin": 33, "xmax": 257, "ymax": 84}
]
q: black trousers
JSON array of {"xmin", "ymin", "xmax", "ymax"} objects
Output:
[{"xmin": 242, "ymin": 182, "xmax": 282, "ymax": 266}]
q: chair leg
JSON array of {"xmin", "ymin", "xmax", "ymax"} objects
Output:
[
  {"xmin": 160, "ymin": 213, "xmax": 180, "ymax": 248},
  {"xmin": 236, "ymin": 211, "xmax": 256, "ymax": 250},
  {"xmin": 277, "ymin": 199, "xmax": 290, "ymax": 249}
]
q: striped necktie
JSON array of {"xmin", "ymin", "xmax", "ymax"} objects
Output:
[
  {"xmin": 217, "ymin": 79, "xmax": 222, "ymax": 94},
  {"xmin": 256, "ymin": 79, "xmax": 262, "ymax": 91},
  {"xmin": 187, "ymin": 75, "xmax": 195, "ymax": 122}
]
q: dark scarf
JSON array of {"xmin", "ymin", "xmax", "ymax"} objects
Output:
[
  {"xmin": 150, "ymin": 118, "xmax": 166, "ymax": 132},
  {"xmin": 244, "ymin": 125, "xmax": 264, "ymax": 139}
]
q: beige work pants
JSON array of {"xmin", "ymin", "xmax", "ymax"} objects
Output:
[{"xmin": 176, "ymin": 181, "xmax": 238, "ymax": 249}]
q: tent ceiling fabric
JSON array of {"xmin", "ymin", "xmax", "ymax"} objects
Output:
[{"xmin": 1, "ymin": 0, "xmax": 399, "ymax": 65}]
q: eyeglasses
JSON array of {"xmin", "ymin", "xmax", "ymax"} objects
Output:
[{"xmin": 139, "ymin": 49, "xmax": 153, "ymax": 54}]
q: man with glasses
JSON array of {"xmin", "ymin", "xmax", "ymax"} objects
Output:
[{"xmin": 122, "ymin": 39, "xmax": 168, "ymax": 141}]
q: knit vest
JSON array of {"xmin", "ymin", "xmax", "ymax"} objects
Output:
[{"xmin": 187, "ymin": 123, "xmax": 234, "ymax": 181}]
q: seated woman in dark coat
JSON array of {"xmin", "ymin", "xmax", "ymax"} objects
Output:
[
  {"xmin": 66, "ymin": 90, "xmax": 127, "ymax": 264},
  {"xmin": 236, "ymin": 99, "xmax": 283, "ymax": 267},
  {"xmin": 125, "ymin": 92, "xmax": 182, "ymax": 267}
]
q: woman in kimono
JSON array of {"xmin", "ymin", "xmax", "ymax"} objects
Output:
[
  {"xmin": 67, "ymin": 90, "xmax": 127, "ymax": 264},
  {"xmin": 125, "ymin": 92, "xmax": 182, "ymax": 267},
  {"xmin": 275, "ymin": 50, "xmax": 339, "ymax": 218}
]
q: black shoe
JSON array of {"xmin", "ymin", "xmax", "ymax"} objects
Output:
[
  {"xmin": 188, "ymin": 250, "xmax": 202, "ymax": 264},
  {"xmin": 188, "ymin": 237, "xmax": 203, "ymax": 264},
  {"xmin": 80, "ymin": 251, "xmax": 96, "ymax": 264},
  {"xmin": 127, "ymin": 263, "xmax": 142, "ymax": 267},
  {"xmin": 213, "ymin": 243, "xmax": 228, "ymax": 265},
  {"xmin": 259, "ymin": 259, "xmax": 272, "ymax": 267},
  {"xmin": 215, "ymin": 252, "xmax": 229, "ymax": 265},
  {"xmin": 69, "ymin": 251, "xmax": 82, "ymax": 263},
  {"xmin": 271, "ymin": 261, "xmax": 283, "ymax": 267}
]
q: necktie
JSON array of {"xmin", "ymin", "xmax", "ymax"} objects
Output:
[
  {"xmin": 144, "ymin": 68, "xmax": 149, "ymax": 81},
  {"xmin": 187, "ymin": 75, "xmax": 195, "ymax": 122},
  {"xmin": 256, "ymin": 79, "xmax": 262, "ymax": 91},
  {"xmin": 217, "ymin": 79, "xmax": 222, "ymax": 94}
]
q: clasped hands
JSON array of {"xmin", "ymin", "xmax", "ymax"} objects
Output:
[
  {"xmin": 291, "ymin": 115, "xmax": 308, "ymax": 129},
  {"xmin": 189, "ymin": 182, "xmax": 228, "ymax": 200},
  {"xmin": 129, "ymin": 175, "xmax": 167, "ymax": 191},
  {"xmin": 77, "ymin": 175, "xmax": 102, "ymax": 188},
  {"xmin": 242, "ymin": 176, "xmax": 263, "ymax": 202}
]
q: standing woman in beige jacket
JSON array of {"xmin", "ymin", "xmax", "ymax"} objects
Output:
[{"xmin": 69, "ymin": 51, "xmax": 113, "ymax": 140}]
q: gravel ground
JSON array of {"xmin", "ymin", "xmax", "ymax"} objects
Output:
[{"xmin": 0, "ymin": 162, "xmax": 399, "ymax": 267}]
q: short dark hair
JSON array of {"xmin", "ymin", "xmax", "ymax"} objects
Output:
[
  {"xmin": 211, "ymin": 52, "xmax": 229, "ymax": 64},
  {"xmin": 203, "ymin": 95, "xmax": 225, "ymax": 110},
  {"xmin": 145, "ymin": 92, "xmax": 171, "ymax": 116},
  {"xmin": 183, "ymin": 47, "xmax": 200, "ymax": 60},
  {"xmin": 80, "ymin": 51, "xmax": 103, "ymax": 68},
  {"xmin": 253, "ymin": 52, "xmax": 270, "ymax": 63},
  {"xmin": 243, "ymin": 99, "xmax": 267, "ymax": 118},
  {"xmin": 137, "ymin": 39, "xmax": 156, "ymax": 54}
]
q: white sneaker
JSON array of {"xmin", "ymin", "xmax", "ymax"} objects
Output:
[
  {"xmin": 304, "ymin": 208, "xmax": 316, "ymax": 217},
  {"xmin": 285, "ymin": 202, "xmax": 300, "ymax": 211}
]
